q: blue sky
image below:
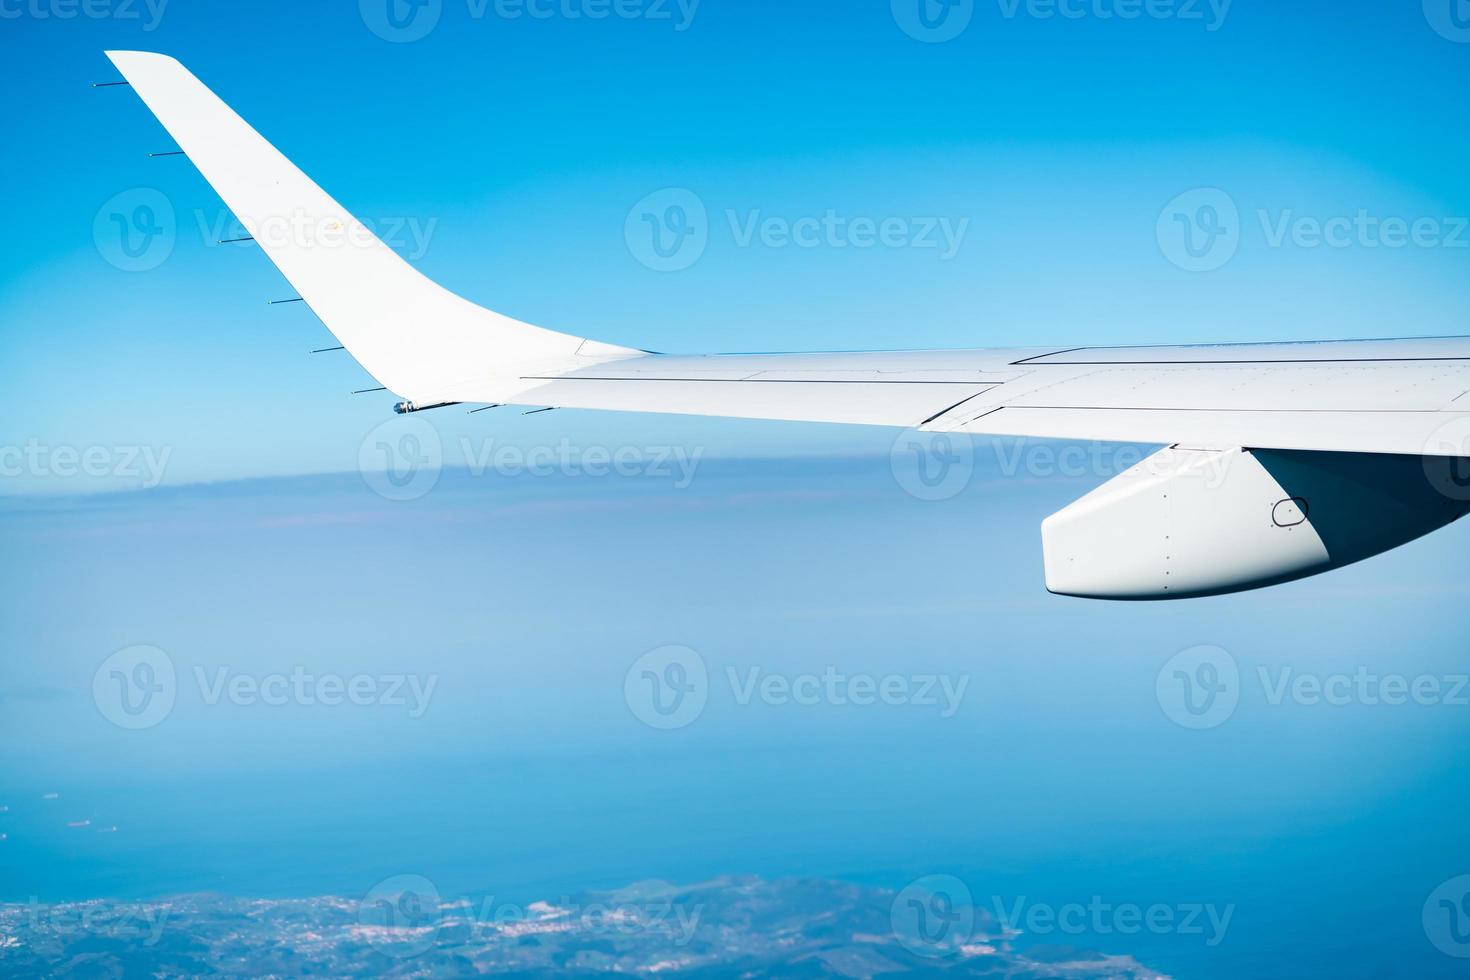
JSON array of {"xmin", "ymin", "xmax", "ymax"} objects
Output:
[{"xmin": 4, "ymin": 3, "xmax": 1470, "ymax": 978}]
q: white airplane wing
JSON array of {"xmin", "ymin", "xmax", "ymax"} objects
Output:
[
  {"xmin": 490, "ymin": 339, "xmax": 1470, "ymax": 459},
  {"xmin": 103, "ymin": 51, "xmax": 1470, "ymax": 599}
]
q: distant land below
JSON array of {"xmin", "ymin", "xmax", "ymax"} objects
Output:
[{"xmin": 1, "ymin": 875, "xmax": 1168, "ymax": 978}]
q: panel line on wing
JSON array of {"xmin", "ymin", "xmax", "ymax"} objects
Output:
[
  {"xmin": 1006, "ymin": 405, "xmax": 1461, "ymax": 415},
  {"xmin": 520, "ymin": 376, "xmax": 1006, "ymax": 386},
  {"xmin": 919, "ymin": 391, "xmax": 991, "ymax": 426}
]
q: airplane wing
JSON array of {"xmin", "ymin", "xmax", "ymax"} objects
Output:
[
  {"xmin": 102, "ymin": 51, "xmax": 1470, "ymax": 599},
  {"xmin": 485, "ymin": 338, "xmax": 1470, "ymax": 459}
]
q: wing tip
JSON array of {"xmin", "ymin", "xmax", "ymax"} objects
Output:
[{"xmin": 104, "ymin": 50, "xmax": 182, "ymax": 74}]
